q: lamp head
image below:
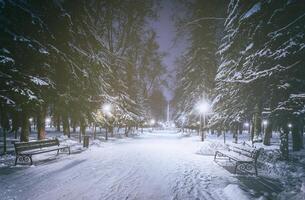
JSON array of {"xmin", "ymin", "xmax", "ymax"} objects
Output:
[
  {"xmin": 196, "ymin": 100, "xmax": 210, "ymax": 114},
  {"xmin": 102, "ymin": 103, "xmax": 112, "ymax": 114}
]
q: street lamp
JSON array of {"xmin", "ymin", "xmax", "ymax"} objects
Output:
[
  {"xmin": 195, "ymin": 99, "xmax": 211, "ymax": 142},
  {"xmin": 150, "ymin": 119, "xmax": 155, "ymax": 132},
  {"xmin": 288, "ymin": 123, "xmax": 292, "ymax": 133},
  {"xmin": 102, "ymin": 103, "xmax": 113, "ymax": 140},
  {"xmin": 262, "ymin": 120, "xmax": 268, "ymax": 137}
]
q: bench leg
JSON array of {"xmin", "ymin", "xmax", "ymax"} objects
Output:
[
  {"xmin": 15, "ymin": 155, "xmax": 18, "ymax": 165},
  {"xmin": 57, "ymin": 149, "xmax": 60, "ymax": 155},
  {"xmin": 234, "ymin": 162, "xmax": 239, "ymax": 174},
  {"xmin": 29, "ymin": 156, "xmax": 33, "ymax": 165},
  {"xmin": 68, "ymin": 147, "xmax": 71, "ymax": 155},
  {"xmin": 214, "ymin": 151, "xmax": 218, "ymax": 161},
  {"xmin": 255, "ymin": 164, "xmax": 258, "ymax": 176},
  {"xmin": 15, "ymin": 155, "xmax": 32, "ymax": 165}
]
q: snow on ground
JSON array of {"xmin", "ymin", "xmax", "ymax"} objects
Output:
[
  {"xmin": 0, "ymin": 129, "xmax": 302, "ymax": 200},
  {"xmin": 0, "ymin": 129, "xmax": 254, "ymax": 200},
  {"xmin": 223, "ymin": 184, "xmax": 250, "ymax": 200},
  {"xmin": 194, "ymin": 131, "xmax": 305, "ymax": 200}
]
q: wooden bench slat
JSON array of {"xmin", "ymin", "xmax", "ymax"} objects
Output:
[
  {"xmin": 217, "ymin": 150, "xmax": 253, "ymax": 162},
  {"xmin": 214, "ymin": 144, "xmax": 263, "ymax": 176},
  {"xmin": 14, "ymin": 139, "xmax": 70, "ymax": 165},
  {"xmin": 20, "ymin": 146, "xmax": 69, "ymax": 155}
]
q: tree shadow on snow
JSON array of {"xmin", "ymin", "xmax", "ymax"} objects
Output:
[
  {"xmin": 214, "ymin": 159, "xmax": 283, "ymax": 199},
  {"xmin": 0, "ymin": 150, "xmax": 85, "ymax": 176},
  {"xmin": 0, "ymin": 158, "xmax": 87, "ymax": 178},
  {"xmin": 41, "ymin": 159, "xmax": 87, "ymax": 177},
  {"xmin": 237, "ymin": 176, "xmax": 283, "ymax": 199},
  {"xmin": 0, "ymin": 166, "xmax": 26, "ymax": 175}
]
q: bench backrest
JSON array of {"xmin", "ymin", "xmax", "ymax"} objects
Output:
[
  {"xmin": 227, "ymin": 145, "xmax": 263, "ymax": 161},
  {"xmin": 251, "ymin": 148, "xmax": 263, "ymax": 161},
  {"xmin": 14, "ymin": 139, "xmax": 59, "ymax": 153}
]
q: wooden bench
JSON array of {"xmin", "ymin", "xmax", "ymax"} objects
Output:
[
  {"xmin": 14, "ymin": 139, "xmax": 70, "ymax": 165},
  {"xmin": 214, "ymin": 144, "xmax": 263, "ymax": 175}
]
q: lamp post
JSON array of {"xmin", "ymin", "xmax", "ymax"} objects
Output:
[
  {"xmin": 288, "ymin": 123, "xmax": 292, "ymax": 133},
  {"xmin": 196, "ymin": 100, "xmax": 210, "ymax": 142},
  {"xmin": 262, "ymin": 120, "xmax": 268, "ymax": 136},
  {"xmin": 150, "ymin": 119, "xmax": 155, "ymax": 132},
  {"xmin": 102, "ymin": 103, "xmax": 112, "ymax": 140}
]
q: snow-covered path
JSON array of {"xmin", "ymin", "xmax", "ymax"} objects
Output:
[{"xmin": 0, "ymin": 130, "xmax": 243, "ymax": 200}]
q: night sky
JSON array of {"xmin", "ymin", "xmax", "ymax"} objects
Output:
[{"xmin": 151, "ymin": 0, "xmax": 186, "ymax": 101}]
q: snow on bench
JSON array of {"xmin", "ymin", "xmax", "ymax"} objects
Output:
[
  {"xmin": 14, "ymin": 139, "xmax": 70, "ymax": 165},
  {"xmin": 214, "ymin": 144, "xmax": 263, "ymax": 175}
]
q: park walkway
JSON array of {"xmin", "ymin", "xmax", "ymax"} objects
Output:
[{"xmin": 0, "ymin": 130, "xmax": 282, "ymax": 200}]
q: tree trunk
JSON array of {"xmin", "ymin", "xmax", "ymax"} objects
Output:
[
  {"xmin": 291, "ymin": 118, "xmax": 302, "ymax": 151},
  {"xmin": 79, "ymin": 120, "xmax": 86, "ymax": 143},
  {"xmin": 125, "ymin": 126, "xmax": 130, "ymax": 137},
  {"xmin": 33, "ymin": 118, "xmax": 37, "ymax": 131},
  {"xmin": 280, "ymin": 126, "xmax": 289, "ymax": 160},
  {"xmin": 233, "ymin": 126, "xmax": 238, "ymax": 143},
  {"xmin": 37, "ymin": 105, "xmax": 46, "ymax": 140},
  {"xmin": 300, "ymin": 124, "xmax": 304, "ymax": 149},
  {"xmin": 3, "ymin": 129, "xmax": 6, "ymax": 154},
  {"xmin": 105, "ymin": 127, "xmax": 108, "ymax": 141},
  {"xmin": 11, "ymin": 112, "xmax": 19, "ymax": 139},
  {"xmin": 253, "ymin": 105, "xmax": 262, "ymax": 140},
  {"xmin": 110, "ymin": 125, "xmax": 114, "ymax": 137},
  {"xmin": 73, "ymin": 124, "xmax": 76, "ymax": 133},
  {"xmin": 56, "ymin": 113, "xmax": 61, "ymax": 132},
  {"xmin": 299, "ymin": 121, "xmax": 303, "ymax": 149},
  {"xmin": 263, "ymin": 120, "xmax": 272, "ymax": 145},
  {"xmin": 238, "ymin": 123, "xmax": 243, "ymax": 136},
  {"xmin": 71, "ymin": 118, "xmax": 76, "ymax": 133},
  {"xmin": 93, "ymin": 125, "xmax": 97, "ymax": 140},
  {"xmin": 81, "ymin": 124, "xmax": 86, "ymax": 136},
  {"xmin": 0, "ymin": 108, "xmax": 9, "ymax": 154},
  {"xmin": 236, "ymin": 125, "xmax": 239, "ymax": 143},
  {"xmin": 250, "ymin": 118, "xmax": 255, "ymax": 142},
  {"xmin": 20, "ymin": 109, "xmax": 30, "ymax": 142},
  {"xmin": 62, "ymin": 113, "xmax": 70, "ymax": 138}
]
